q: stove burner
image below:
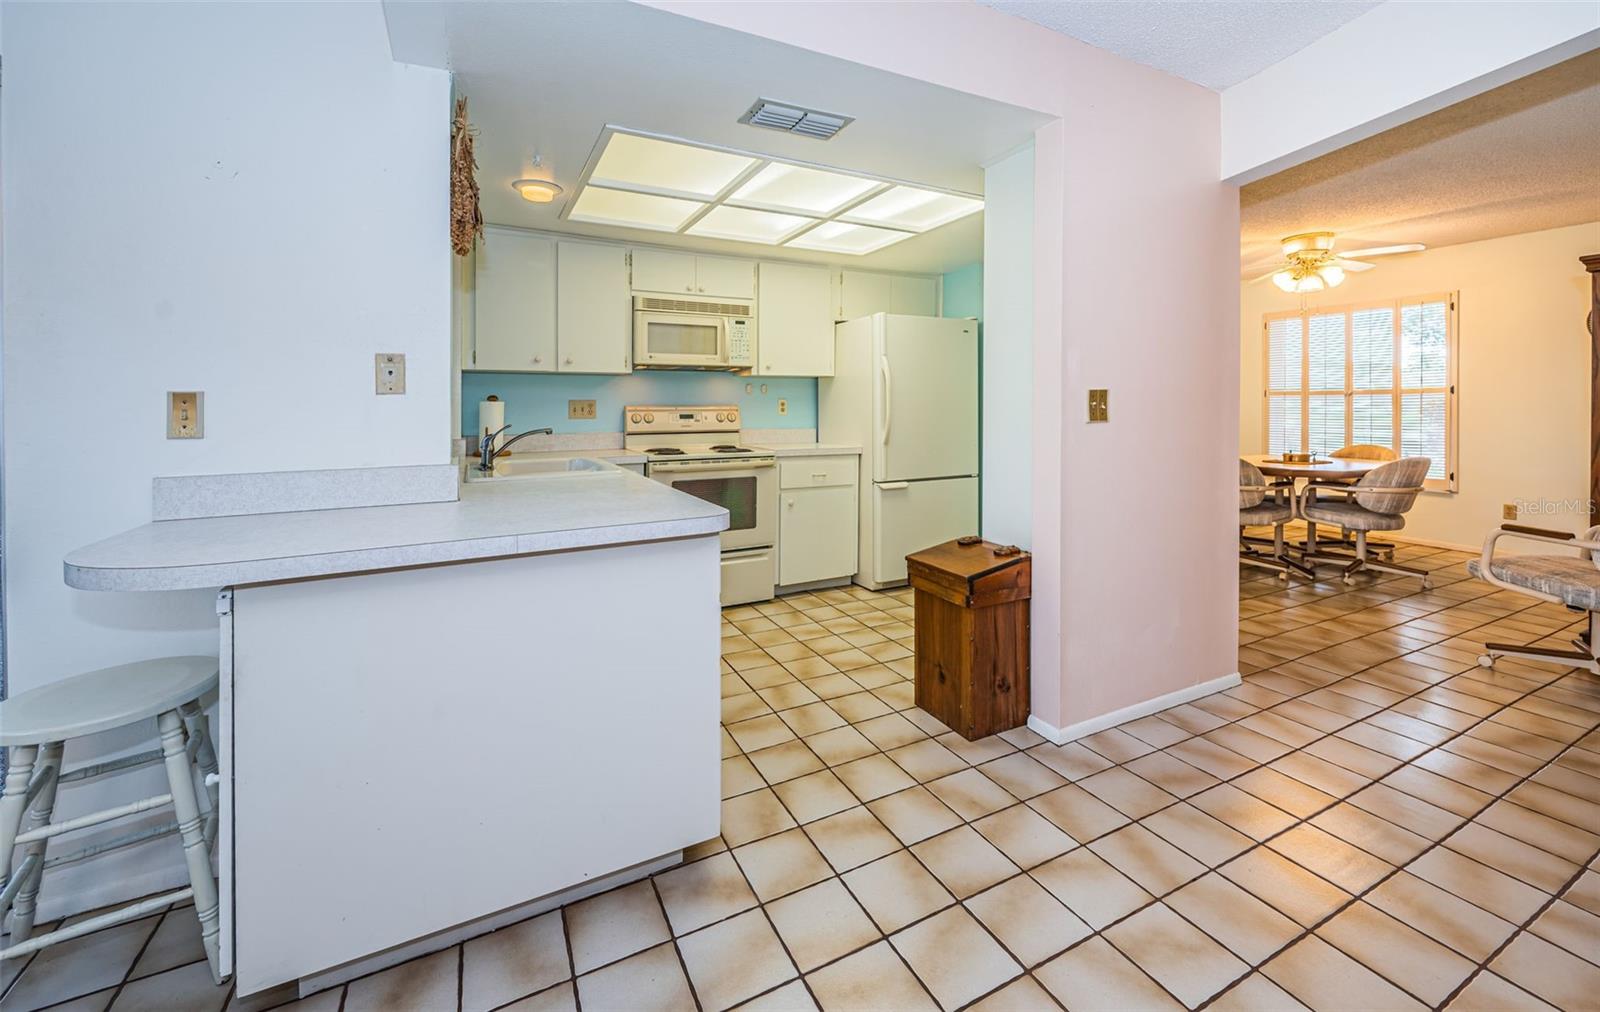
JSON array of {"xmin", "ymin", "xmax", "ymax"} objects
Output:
[
  {"xmin": 646, "ymin": 447, "xmax": 686, "ymax": 455},
  {"xmin": 710, "ymin": 445, "xmax": 751, "ymax": 453}
]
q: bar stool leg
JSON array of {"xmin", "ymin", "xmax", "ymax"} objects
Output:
[
  {"xmin": 8, "ymin": 741, "xmax": 63, "ymax": 944},
  {"xmin": 179, "ymin": 700, "xmax": 219, "ymax": 849},
  {"xmin": 158, "ymin": 710, "xmax": 221, "ymax": 983},
  {"xmin": 1, "ymin": 743, "xmax": 40, "ymax": 924}
]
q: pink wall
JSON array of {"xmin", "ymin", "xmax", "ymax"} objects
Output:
[
  {"xmin": 1054, "ymin": 52, "xmax": 1242, "ymax": 728},
  {"xmin": 651, "ymin": 1, "xmax": 1241, "ymax": 735}
]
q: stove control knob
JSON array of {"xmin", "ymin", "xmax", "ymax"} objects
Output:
[
  {"xmin": 716, "ymin": 412, "xmax": 726, "ymax": 422},
  {"xmin": 644, "ymin": 413, "xmax": 655, "ymax": 423},
  {"xmin": 630, "ymin": 413, "xmax": 642, "ymax": 424},
  {"xmin": 729, "ymin": 412, "xmax": 738, "ymax": 424}
]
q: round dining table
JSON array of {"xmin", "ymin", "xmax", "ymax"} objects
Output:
[{"xmin": 1242, "ymin": 454, "xmax": 1382, "ymax": 482}]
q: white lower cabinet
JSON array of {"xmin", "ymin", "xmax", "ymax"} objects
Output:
[{"xmin": 778, "ymin": 455, "xmax": 859, "ymax": 587}]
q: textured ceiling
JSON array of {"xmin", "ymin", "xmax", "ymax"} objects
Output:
[
  {"xmin": 1241, "ymin": 50, "xmax": 1600, "ymax": 275},
  {"xmin": 976, "ymin": 0, "xmax": 1379, "ymax": 90}
]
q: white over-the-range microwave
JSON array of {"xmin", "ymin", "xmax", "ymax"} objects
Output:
[{"xmin": 632, "ymin": 295, "xmax": 755, "ymax": 370}]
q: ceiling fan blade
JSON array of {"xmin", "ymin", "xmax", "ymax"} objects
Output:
[
  {"xmin": 1246, "ymin": 267, "xmax": 1283, "ymax": 284},
  {"xmin": 1340, "ymin": 243, "xmax": 1425, "ymax": 259},
  {"xmin": 1331, "ymin": 258, "xmax": 1376, "ymax": 272}
]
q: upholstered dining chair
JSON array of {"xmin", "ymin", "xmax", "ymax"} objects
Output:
[
  {"xmin": 1299, "ymin": 456, "xmax": 1432, "ymax": 588},
  {"xmin": 1240, "ymin": 460, "xmax": 1313, "ymax": 581},
  {"xmin": 1469, "ymin": 524, "xmax": 1600, "ymax": 676},
  {"xmin": 1332, "ymin": 444, "xmax": 1400, "ymax": 462},
  {"xmin": 1303, "ymin": 444, "xmax": 1404, "ymax": 559}
]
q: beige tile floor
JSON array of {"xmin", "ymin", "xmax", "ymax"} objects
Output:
[{"xmin": 4, "ymin": 540, "xmax": 1600, "ymax": 1011}]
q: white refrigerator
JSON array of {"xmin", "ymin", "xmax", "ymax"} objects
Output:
[{"xmin": 820, "ymin": 313, "xmax": 979, "ymax": 589}]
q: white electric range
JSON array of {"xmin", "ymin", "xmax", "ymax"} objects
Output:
[{"xmin": 624, "ymin": 405, "xmax": 777, "ymax": 606}]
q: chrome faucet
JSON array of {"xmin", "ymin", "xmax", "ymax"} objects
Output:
[{"xmin": 478, "ymin": 425, "xmax": 553, "ymax": 472}]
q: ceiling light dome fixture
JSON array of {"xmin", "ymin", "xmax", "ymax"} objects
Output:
[
  {"xmin": 1272, "ymin": 262, "xmax": 1345, "ymax": 293},
  {"xmin": 512, "ymin": 178, "xmax": 564, "ymax": 203}
]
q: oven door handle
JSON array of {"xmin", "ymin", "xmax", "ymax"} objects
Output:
[{"xmin": 654, "ymin": 459, "xmax": 776, "ymax": 473}]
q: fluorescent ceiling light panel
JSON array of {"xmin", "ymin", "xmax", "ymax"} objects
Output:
[
  {"xmin": 785, "ymin": 221, "xmax": 913, "ymax": 256},
  {"xmin": 729, "ymin": 163, "xmax": 880, "ymax": 216},
  {"xmin": 567, "ymin": 186, "xmax": 705, "ymax": 232},
  {"xmin": 686, "ymin": 206, "xmax": 814, "ymax": 245},
  {"xmin": 589, "ymin": 133, "xmax": 756, "ymax": 199},
  {"xmin": 844, "ymin": 185, "xmax": 983, "ymax": 232}
]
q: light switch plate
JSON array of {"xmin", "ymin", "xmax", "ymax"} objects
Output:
[
  {"xmin": 568, "ymin": 399, "xmax": 597, "ymax": 420},
  {"xmin": 375, "ymin": 353, "xmax": 406, "ymax": 395},
  {"xmin": 1503, "ymin": 503, "xmax": 1519, "ymax": 520},
  {"xmin": 1088, "ymin": 388, "xmax": 1109, "ymax": 423},
  {"xmin": 167, "ymin": 391, "xmax": 203, "ymax": 439}
]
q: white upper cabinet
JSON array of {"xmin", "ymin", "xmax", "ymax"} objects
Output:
[
  {"xmin": 757, "ymin": 261, "xmax": 833, "ymax": 377},
  {"xmin": 890, "ymin": 275, "xmax": 939, "ymax": 316},
  {"xmin": 629, "ymin": 248, "xmax": 697, "ymax": 296},
  {"xmin": 472, "ymin": 226, "xmax": 556, "ymax": 372},
  {"xmin": 556, "ymin": 240, "xmax": 630, "ymax": 374},
  {"xmin": 693, "ymin": 256, "xmax": 757, "ymax": 300},
  {"xmin": 632, "ymin": 248, "xmax": 755, "ymax": 300},
  {"xmin": 838, "ymin": 269, "xmax": 939, "ymax": 320},
  {"xmin": 838, "ymin": 269, "xmax": 893, "ymax": 321}
]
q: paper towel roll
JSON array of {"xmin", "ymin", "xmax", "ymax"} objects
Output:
[{"xmin": 478, "ymin": 399, "xmax": 505, "ymax": 452}]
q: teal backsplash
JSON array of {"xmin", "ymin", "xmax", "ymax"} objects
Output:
[{"xmin": 461, "ymin": 372, "xmax": 818, "ymax": 436}]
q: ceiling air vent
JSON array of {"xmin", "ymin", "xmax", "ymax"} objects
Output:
[{"xmin": 739, "ymin": 98, "xmax": 853, "ymax": 141}]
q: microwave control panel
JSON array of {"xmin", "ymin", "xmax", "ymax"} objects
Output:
[{"xmin": 727, "ymin": 319, "xmax": 754, "ymax": 367}]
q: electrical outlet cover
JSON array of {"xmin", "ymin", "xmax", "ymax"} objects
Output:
[
  {"xmin": 777, "ymin": 399, "xmax": 788, "ymax": 415},
  {"xmin": 568, "ymin": 399, "xmax": 597, "ymax": 420},
  {"xmin": 1503, "ymin": 503, "xmax": 1519, "ymax": 520},
  {"xmin": 375, "ymin": 353, "xmax": 406, "ymax": 395}
]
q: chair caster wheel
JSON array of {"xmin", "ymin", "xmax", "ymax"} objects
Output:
[
  {"xmin": 1420, "ymin": 578, "xmax": 1432, "ymax": 591},
  {"xmin": 1477, "ymin": 654, "xmax": 1495, "ymax": 669},
  {"xmin": 1278, "ymin": 572, "xmax": 1289, "ymax": 582},
  {"xmin": 1342, "ymin": 575, "xmax": 1356, "ymax": 586}
]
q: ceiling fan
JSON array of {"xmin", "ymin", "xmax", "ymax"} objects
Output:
[{"xmin": 1249, "ymin": 231, "xmax": 1425, "ymax": 293}]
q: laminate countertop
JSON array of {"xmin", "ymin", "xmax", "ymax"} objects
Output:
[
  {"xmin": 751, "ymin": 443, "xmax": 863, "ymax": 458},
  {"xmin": 64, "ymin": 468, "xmax": 728, "ymax": 592}
]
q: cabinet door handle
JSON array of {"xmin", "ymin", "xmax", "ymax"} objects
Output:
[
  {"xmin": 785, "ymin": 498, "xmax": 795, "ymax": 508},
  {"xmin": 564, "ymin": 356, "xmax": 573, "ymax": 365},
  {"xmin": 880, "ymin": 481, "xmax": 910, "ymax": 490},
  {"xmin": 533, "ymin": 355, "xmax": 542, "ymax": 364}
]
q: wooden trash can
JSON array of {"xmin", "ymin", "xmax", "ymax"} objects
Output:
[{"xmin": 907, "ymin": 538, "xmax": 1032, "ymax": 741}]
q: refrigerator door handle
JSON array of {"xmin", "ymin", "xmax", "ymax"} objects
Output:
[
  {"xmin": 879, "ymin": 481, "xmax": 910, "ymax": 490},
  {"xmin": 879, "ymin": 354, "xmax": 892, "ymax": 446}
]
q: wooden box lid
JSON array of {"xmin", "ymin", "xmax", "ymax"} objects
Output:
[{"xmin": 907, "ymin": 538, "xmax": 1031, "ymax": 608}]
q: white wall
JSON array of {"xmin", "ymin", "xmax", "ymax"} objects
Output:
[
  {"xmin": 2, "ymin": 0, "xmax": 450, "ymax": 916},
  {"xmin": 981, "ymin": 144, "xmax": 1034, "ymax": 547},
  {"xmin": 1222, "ymin": 2, "xmax": 1600, "ymax": 183},
  {"xmin": 1241, "ymin": 222, "xmax": 1599, "ymax": 550}
]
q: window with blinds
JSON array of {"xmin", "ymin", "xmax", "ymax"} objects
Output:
[{"xmin": 1262, "ymin": 293, "xmax": 1457, "ymax": 491}]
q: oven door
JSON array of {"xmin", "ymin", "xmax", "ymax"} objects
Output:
[
  {"xmin": 649, "ymin": 458, "xmax": 776, "ymax": 551},
  {"xmin": 633, "ymin": 312, "xmax": 728, "ymax": 368}
]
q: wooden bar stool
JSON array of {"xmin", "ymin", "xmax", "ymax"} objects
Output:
[{"xmin": 1, "ymin": 656, "xmax": 223, "ymax": 983}]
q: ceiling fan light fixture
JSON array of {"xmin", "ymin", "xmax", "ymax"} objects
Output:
[{"xmin": 1281, "ymin": 231, "xmax": 1336, "ymax": 256}]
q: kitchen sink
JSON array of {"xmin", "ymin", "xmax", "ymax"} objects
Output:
[{"xmin": 463, "ymin": 456, "xmax": 623, "ymax": 483}]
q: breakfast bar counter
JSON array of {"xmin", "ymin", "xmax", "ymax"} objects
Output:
[{"xmin": 65, "ymin": 466, "xmax": 728, "ymax": 998}]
